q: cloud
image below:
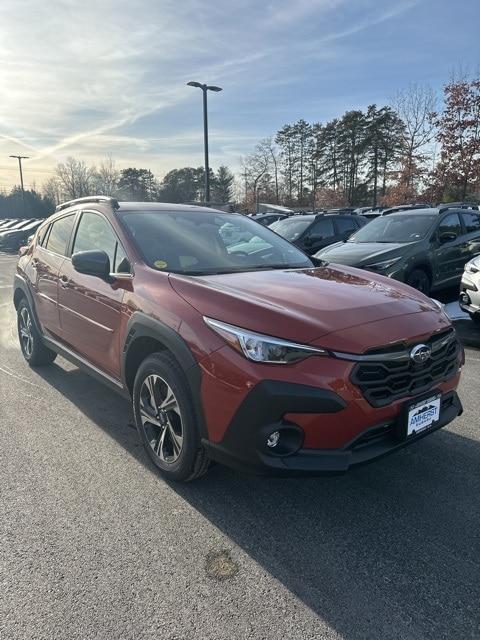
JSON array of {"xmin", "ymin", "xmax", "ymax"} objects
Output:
[{"xmin": 0, "ymin": 0, "xmax": 432, "ymax": 188}]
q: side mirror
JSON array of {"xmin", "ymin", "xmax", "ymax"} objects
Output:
[
  {"xmin": 439, "ymin": 231, "xmax": 457, "ymax": 244},
  {"xmin": 72, "ymin": 250, "xmax": 111, "ymax": 279}
]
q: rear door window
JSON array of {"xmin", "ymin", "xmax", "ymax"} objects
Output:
[
  {"xmin": 335, "ymin": 217, "xmax": 358, "ymax": 235},
  {"xmin": 461, "ymin": 212, "xmax": 480, "ymax": 233},
  {"xmin": 37, "ymin": 223, "xmax": 51, "ymax": 247},
  {"xmin": 45, "ymin": 214, "xmax": 76, "ymax": 255},
  {"xmin": 438, "ymin": 213, "xmax": 462, "ymax": 238},
  {"xmin": 308, "ymin": 218, "xmax": 335, "ymax": 239}
]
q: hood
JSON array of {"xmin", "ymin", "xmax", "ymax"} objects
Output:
[
  {"xmin": 169, "ymin": 265, "xmax": 443, "ymax": 347},
  {"xmin": 316, "ymin": 241, "xmax": 415, "ymax": 266}
]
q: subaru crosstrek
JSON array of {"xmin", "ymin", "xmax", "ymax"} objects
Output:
[{"xmin": 14, "ymin": 197, "xmax": 463, "ymax": 481}]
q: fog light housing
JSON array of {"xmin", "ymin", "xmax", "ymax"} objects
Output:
[
  {"xmin": 260, "ymin": 423, "xmax": 304, "ymax": 456},
  {"xmin": 266, "ymin": 431, "xmax": 280, "ymax": 448}
]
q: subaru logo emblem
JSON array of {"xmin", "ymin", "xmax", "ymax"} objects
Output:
[{"xmin": 410, "ymin": 343, "xmax": 431, "ymax": 364}]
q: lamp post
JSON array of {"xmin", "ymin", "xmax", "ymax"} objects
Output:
[
  {"xmin": 187, "ymin": 81, "xmax": 222, "ymax": 204},
  {"xmin": 9, "ymin": 155, "xmax": 29, "ymax": 214}
]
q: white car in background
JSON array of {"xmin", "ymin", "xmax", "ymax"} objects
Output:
[{"xmin": 459, "ymin": 256, "xmax": 480, "ymax": 324}]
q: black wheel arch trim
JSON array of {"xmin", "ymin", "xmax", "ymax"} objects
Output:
[
  {"xmin": 13, "ymin": 273, "xmax": 42, "ymax": 334},
  {"xmin": 122, "ymin": 312, "xmax": 208, "ymax": 438},
  {"xmin": 406, "ymin": 260, "xmax": 433, "ymax": 282}
]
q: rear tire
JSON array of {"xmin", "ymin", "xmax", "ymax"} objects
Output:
[
  {"xmin": 406, "ymin": 269, "xmax": 431, "ymax": 296},
  {"xmin": 17, "ymin": 298, "xmax": 57, "ymax": 366},
  {"xmin": 132, "ymin": 352, "xmax": 209, "ymax": 482}
]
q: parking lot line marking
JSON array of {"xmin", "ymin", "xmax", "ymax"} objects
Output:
[
  {"xmin": 0, "ymin": 365, "xmax": 45, "ymax": 390},
  {"xmin": 0, "ymin": 284, "xmax": 13, "ymax": 288}
]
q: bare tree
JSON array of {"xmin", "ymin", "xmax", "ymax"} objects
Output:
[
  {"xmin": 241, "ymin": 149, "xmax": 269, "ymax": 213},
  {"xmin": 257, "ymin": 138, "xmax": 280, "ymax": 204},
  {"xmin": 392, "ymin": 84, "xmax": 437, "ymax": 188},
  {"xmin": 42, "ymin": 176, "xmax": 61, "ymax": 205},
  {"xmin": 55, "ymin": 157, "xmax": 96, "ymax": 200},
  {"xmin": 94, "ymin": 156, "xmax": 120, "ymax": 196}
]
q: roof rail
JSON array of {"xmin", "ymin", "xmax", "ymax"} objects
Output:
[
  {"xmin": 55, "ymin": 196, "xmax": 120, "ymax": 213},
  {"xmin": 438, "ymin": 202, "xmax": 479, "ymax": 213}
]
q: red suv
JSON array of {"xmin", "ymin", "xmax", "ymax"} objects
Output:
[{"xmin": 14, "ymin": 197, "xmax": 463, "ymax": 481}]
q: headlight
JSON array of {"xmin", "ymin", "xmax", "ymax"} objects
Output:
[
  {"xmin": 204, "ymin": 317, "xmax": 328, "ymax": 364},
  {"xmin": 364, "ymin": 257, "xmax": 402, "ymax": 272},
  {"xmin": 430, "ymin": 298, "xmax": 448, "ymax": 316},
  {"xmin": 465, "ymin": 257, "xmax": 480, "ymax": 274}
]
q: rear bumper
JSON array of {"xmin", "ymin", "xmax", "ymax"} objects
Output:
[{"xmin": 203, "ymin": 382, "xmax": 463, "ymax": 476}]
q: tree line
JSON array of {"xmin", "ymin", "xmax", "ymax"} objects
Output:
[
  {"xmin": 242, "ymin": 78, "xmax": 480, "ymax": 210},
  {"xmin": 1, "ymin": 76, "xmax": 478, "ymax": 220},
  {"xmin": 42, "ymin": 160, "xmax": 235, "ymax": 207}
]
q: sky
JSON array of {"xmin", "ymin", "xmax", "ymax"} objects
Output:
[{"xmin": 0, "ymin": 0, "xmax": 478, "ymax": 191}]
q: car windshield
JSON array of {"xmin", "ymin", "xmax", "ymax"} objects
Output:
[
  {"xmin": 270, "ymin": 217, "xmax": 312, "ymax": 241},
  {"xmin": 348, "ymin": 214, "xmax": 436, "ymax": 243},
  {"xmin": 120, "ymin": 210, "xmax": 313, "ymax": 275}
]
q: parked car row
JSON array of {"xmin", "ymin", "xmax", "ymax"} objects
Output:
[
  {"xmin": 270, "ymin": 213, "xmax": 367, "ymax": 255},
  {"xmin": 258, "ymin": 205, "xmax": 480, "ymax": 299},
  {"xmin": 0, "ymin": 218, "xmax": 43, "ymax": 251}
]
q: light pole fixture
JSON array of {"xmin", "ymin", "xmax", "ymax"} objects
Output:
[
  {"xmin": 187, "ymin": 81, "xmax": 222, "ymax": 204},
  {"xmin": 9, "ymin": 155, "xmax": 29, "ymax": 214}
]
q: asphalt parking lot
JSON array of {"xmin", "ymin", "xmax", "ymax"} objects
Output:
[{"xmin": 0, "ymin": 252, "xmax": 479, "ymax": 640}]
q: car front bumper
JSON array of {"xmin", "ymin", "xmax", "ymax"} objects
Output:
[
  {"xmin": 202, "ymin": 379, "xmax": 463, "ymax": 476},
  {"xmin": 460, "ymin": 274, "xmax": 480, "ymax": 316}
]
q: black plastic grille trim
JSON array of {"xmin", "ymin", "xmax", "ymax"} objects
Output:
[{"xmin": 350, "ymin": 330, "xmax": 460, "ymax": 408}]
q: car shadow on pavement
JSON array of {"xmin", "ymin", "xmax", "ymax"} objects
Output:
[{"xmin": 35, "ymin": 361, "xmax": 480, "ymax": 640}]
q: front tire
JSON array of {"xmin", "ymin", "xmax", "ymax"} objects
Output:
[
  {"xmin": 132, "ymin": 352, "xmax": 209, "ymax": 482},
  {"xmin": 17, "ymin": 299, "xmax": 57, "ymax": 366},
  {"xmin": 406, "ymin": 269, "xmax": 431, "ymax": 295}
]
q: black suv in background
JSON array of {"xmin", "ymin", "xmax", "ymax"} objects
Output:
[
  {"xmin": 315, "ymin": 207, "xmax": 480, "ymax": 295},
  {"xmin": 270, "ymin": 213, "xmax": 367, "ymax": 255}
]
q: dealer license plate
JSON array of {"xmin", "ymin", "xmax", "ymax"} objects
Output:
[{"xmin": 407, "ymin": 394, "xmax": 441, "ymax": 437}]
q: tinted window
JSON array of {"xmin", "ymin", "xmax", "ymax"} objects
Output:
[
  {"xmin": 120, "ymin": 210, "xmax": 312, "ymax": 275},
  {"xmin": 308, "ymin": 218, "xmax": 334, "ymax": 239},
  {"xmin": 335, "ymin": 217, "xmax": 358, "ymax": 235},
  {"xmin": 38, "ymin": 223, "xmax": 51, "ymax": 247},
  {"xmin": 438, "ymin": 213, "xmax": 462, "ymax": 238},
  {"xmin": 73, "ymin": 211, "xmax": 129, "ymax": 273},
  {"xmin": 45, "ymin": 215, "xmax": 75, "ymax": 255},
  {"xmin": 462, "ymin": 212, "xmax": 480, "ymax": 233},
  {"xmin": 349, "ymin": 214, "xmax": 436, "ymax": 243},
  {"xmin": 270, "ymin": 217, "xmax": 312, "ymax": 241}
]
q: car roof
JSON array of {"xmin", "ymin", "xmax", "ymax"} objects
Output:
[
  {"xmin": 254, "ymin": 212, "xmax": 287, "ymax": 219},
  {"xmin": 48, "ymin": 200, "xmax": 231, "ymax": 222},
  {"xmin": 117, "ymin": 202, "xmax": 223, "ymax": 214},
  {"xmin": 384, "ymin": 208, "xmax": 455, "ymax": 218}
]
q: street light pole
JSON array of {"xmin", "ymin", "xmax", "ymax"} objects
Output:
[
  {"xmin": 9, "ymin": 155, "xmax": 29, "ymax": 214},
  {"xmin": 202, "ymin": 87, "xmax": 210, "ymax": 204},
  {"xmin": 187, "ymin": 81, "xmax": 222, "ymax": 204}
]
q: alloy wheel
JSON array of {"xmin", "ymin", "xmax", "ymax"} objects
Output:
[
  {"xmin": 19, "ymin": 307, "xmax": 33, "ymax": 358},
  {"xmin": 139, "ymin": 374, "xmax": 184, "ymax": 464}
]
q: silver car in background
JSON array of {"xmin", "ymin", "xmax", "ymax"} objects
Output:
[{"xmin": 459, "ymin": 256, "xmax": 480, "ymax": 324}]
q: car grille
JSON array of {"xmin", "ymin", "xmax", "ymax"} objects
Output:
[{"xmin": 350, "ymin": 329, "xmax": 460, "ymax": 408}]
